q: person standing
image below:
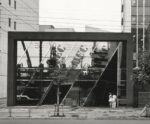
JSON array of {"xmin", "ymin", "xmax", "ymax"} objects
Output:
[
  {"xmin": 112, "ymin": 94, "xmax": 117, "ymax": 108},
  {"xmin": 108, "ymin": 92, "xmax": 113, "ymax": 108}
]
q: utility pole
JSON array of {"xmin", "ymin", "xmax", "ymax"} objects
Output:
[
  {"xmin": 136, "ymin": 0, "xmax": 139, "ymax": 68},
  {"xmin": 143, "ymin": 0, "xmax": 145, "ymax": 51}
]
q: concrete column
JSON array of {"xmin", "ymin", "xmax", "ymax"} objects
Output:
[
  {"xmin": 7, "ymin": 38, "xmax": 17, "ymax": 106},
  {"xmin": 117, "ymin": 43, "xmax": 122, "ymax": 98},
  {"xmin": 126, "ymin": 38, "xmax": 133, "ymax": 106}
]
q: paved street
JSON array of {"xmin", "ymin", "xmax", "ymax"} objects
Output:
[{"xmin": 0, "ymin": 119, "xmax": 150, "ymax": 124}]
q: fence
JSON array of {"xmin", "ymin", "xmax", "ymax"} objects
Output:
[{"xmin": 0, "ymin": 106, "xmax": 87, "ymax": 119}]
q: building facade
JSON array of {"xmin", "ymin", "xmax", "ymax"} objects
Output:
[
  {"xmin": 131, "ymin": 0, "xmax": 150, "ymax": 53},
  {"xmin": 121, "ymin": 0, "xmax": 131, "ymax": 33},
  {"xmin": 131, "ymin": 0, "xmax": 150, "ymax": 29},
  {"xmin": 131, "ymin": 0, "xmax": 150, "ymax": 106},
  {"xmin": 0, "ymin": 0, "xmax": 39, "ymax": 98}
]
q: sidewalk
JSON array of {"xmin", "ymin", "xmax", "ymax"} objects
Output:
[
  {"xmin": 0, "ymin": 98, "xmax": 149, "ymax": 120},
  {"xmin": 0, "ymin": 106, "xmax": 149, "ymax": 120}
]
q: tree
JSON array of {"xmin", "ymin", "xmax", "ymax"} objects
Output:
[
  {"xmin": 136, "ymin": 51, "xmax": 150, "ymax": 87},
  {"xmin": 133, "ymin": 51, "xmax": 150, "ymax": 107}
]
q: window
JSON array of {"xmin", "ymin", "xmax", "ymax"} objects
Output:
[
  {"xmin": 131, "ymin": 16, "xmax": 136, "ymax": 25},
  {"xmin": 14, "ymin": 0, "xmax": 16, "ymax": 9},
  {"xmin": 132, "ymin": 0, "xmax": 150, "ymax": 7},
  {"xmin": 8, "ymin": 18, "xmax": 11, "ymax": 27},
  {"xmin": 9, "ymin": 0, "xmax": 11, "ymax": 6},
  {"xmin": 14, "ymin": 21, "xmax": 16, "ymax": 30},
  {"xmin": 121, "ymin": 5, "xmax": 124, "ymax": 12},
  {"xmin": 131, "ymin": 0, "xmax": 136, "ymax": 6}
]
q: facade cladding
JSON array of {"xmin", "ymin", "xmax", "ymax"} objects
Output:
[
  {"xmin": 131, "ymin": 0, "xmax": 150, "ymax": 52},
  {"xmin": 0, "ymin": 0, "xmax": 39, "ymax": 98},
  {"xmin": 121, "ymin": 0, "xmax": 131, "ymax": 33}
]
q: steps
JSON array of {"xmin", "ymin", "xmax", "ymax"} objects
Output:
[
  {"xmin": 38, "ymin": 82, "xmax": 53, "ymax": 105},
  {"xmin": 82, "ymin": 44, "xmax": 120, "ymax": 106}
]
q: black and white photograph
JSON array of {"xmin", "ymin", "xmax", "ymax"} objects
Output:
[{"xmin": 0, "ymin": 0, "xmax": 150, "ymax": 124}]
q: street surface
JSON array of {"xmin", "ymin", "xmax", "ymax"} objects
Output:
[{"xmin": 0, "ymin": 119, "xmax": 150, "ymax": 124}]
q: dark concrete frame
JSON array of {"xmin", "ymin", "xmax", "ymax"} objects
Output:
[{"xmin": 7, "ymin": 32, "xmax": 133, "ymax": 106}]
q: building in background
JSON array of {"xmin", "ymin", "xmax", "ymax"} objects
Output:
[
  {"xmin": 121, "ymin": 0, "xmax": 131, "ymax": 32},
  {"xmin": 131, "ymin": 0, "xmax": 150, "ymax": 29},
  {"xmin": 39, "ymin": 25, "xmax": 75, "ymax": 32},
  {"xmin": 131, "ymin": 0, "xmax": 150, "ymax": 56},
  {"xmin": 0, "ymin": 0, "xmax": 39, "ymax": 98},
  {"xmin": 131, "ymin": 0, "xmax": 150, "ymax": 106}
]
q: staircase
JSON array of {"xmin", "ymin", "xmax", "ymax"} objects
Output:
[
  {"xmin": 60, "ymin": 48, "xmax": 111, "ymax": 106},
  {"xmin": 60, "ymin": 69, "xmax": 81, "ymax": 105},
  {"xmin": 36, "ymin": 69, "xmax": 81, "ymax": 105},
  {"xmin": 38, "ymin": 82, "xmax": 53, "ymax": 105},
  {"xmin": 82, "ymin": 43, "xmax": 121, "ymax": 106}
]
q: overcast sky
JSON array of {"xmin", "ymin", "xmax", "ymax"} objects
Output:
[{"xmin": 39, "ymin": 0, "xmax": 121, "ymax": 32}]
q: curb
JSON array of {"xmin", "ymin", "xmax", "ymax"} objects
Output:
[{"xmin": 0, "ymin": 116, "xmax": 150, "ymax": 120}]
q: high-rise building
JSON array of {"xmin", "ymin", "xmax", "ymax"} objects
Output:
[
  {"xmin": 132, "ymin": 0, "xmax": 150, "ymax": 29},
  {"xmin": 131, "ymin": 0, "xmax": 150, "ymax": 106},
  {"xmin": 131, "ymin": 0, "xmax": 150, "ymax": 55},
  {"xmin": 0, "ymin": 0, "xmax": 39, "ymax": 98},
  {"xmin": 121, "ymin": 0, "xmax": 131, "ymax": 32}
]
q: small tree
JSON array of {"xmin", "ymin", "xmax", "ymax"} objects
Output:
[
  {"xmin": 133, "ymin": 51, "xmax": 150, "ymax": 107},
  {"xmin": 135, "ymin": 51, "xmax": 150, "ymax": 88}
]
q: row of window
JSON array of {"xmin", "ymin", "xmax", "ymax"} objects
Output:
[
  {"xmin": 8, "ymin": 18, "xmax": 16, "ymax": 30},
  {"xmin": 132, "ymin": 15, "xmax": 150, "ymax": 25},
  {"xmin": 132, "ymin": 0, "xmax": 150, "ymax": 7},
  {"xmin": 8, "ymin": 0, "xmax": 17, "ymax": 30},
  {"xmin": 9, "ymin": 0, "xmax": 16, "ymax": 9}
]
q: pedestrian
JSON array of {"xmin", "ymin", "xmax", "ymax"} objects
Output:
[
  {"xmin": 108, "ymin": 92, "xmax": 113, "ymax": 108},
  {"xmin": 112, "ymin": 94, "xmax": 117, "ymax": 108}
]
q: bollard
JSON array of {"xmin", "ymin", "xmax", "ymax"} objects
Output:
[
  {"xmin": 8, "ymin": 107, "xmax": 12, "ymax": 117},
  {"xmin": 61, "ymin": 104, "xmax": 65, "ymax": 117},
  {"xmin": 28, "ymin": 108, "xmax": 31, "ymax": 118},
  {"xmin": 54, "ymin": 104, "xmax": 56, "ymax": 116},
  {"xmin": 48, "ymin": 106, "xmax": 51, "ymax": 117}
]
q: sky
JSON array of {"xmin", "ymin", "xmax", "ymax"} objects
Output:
[
  {"xmin": 38, "ymin": 0, "xmax": 122, "ymax": 67},
  {"xmin": 39, "ymin": 0, "xmax": 121, "ymax": 32}
]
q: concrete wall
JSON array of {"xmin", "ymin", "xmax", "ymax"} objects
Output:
[{"xmin": 0, "ymin": 0, "xmax": 39, "ymax": 98}]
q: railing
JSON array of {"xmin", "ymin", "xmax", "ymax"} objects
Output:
[
  {"xmin": 0, "ymin": 106, "xmax": 147, "ymax": 119},
  {"xmin": 0, "ymin": 106, "xmax": 88, "ymax": 119}
]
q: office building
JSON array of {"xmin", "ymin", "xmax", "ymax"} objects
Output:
[{"xmin": 0, "ymin": 0, "xmax": 39, "ymax": 98}]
